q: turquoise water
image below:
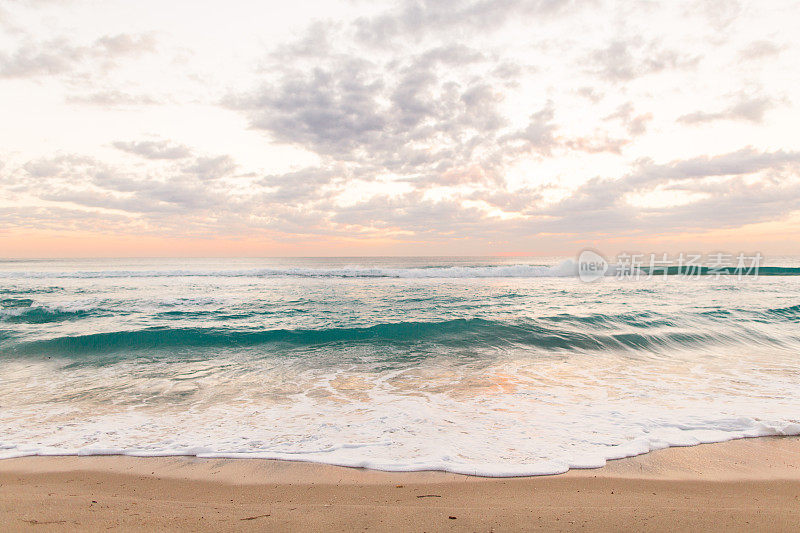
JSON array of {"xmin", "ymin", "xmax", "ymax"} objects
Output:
[{"xmin": 1, "ymin": 257, "xmax": 799, "ymax": 476}]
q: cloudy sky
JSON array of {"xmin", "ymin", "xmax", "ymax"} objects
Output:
[{"xmin": 1, "ymin": 0, "xmax": 799, "ymax": 257}]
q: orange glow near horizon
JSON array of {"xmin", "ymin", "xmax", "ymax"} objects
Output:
[{"xmin": 3, "ymin": 216, "xmax": 799, "ymax": 259}]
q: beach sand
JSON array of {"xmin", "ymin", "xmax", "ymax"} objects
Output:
[{"xmin": 1, "ymin": 436, "xmax": 798, "ymax": 532}]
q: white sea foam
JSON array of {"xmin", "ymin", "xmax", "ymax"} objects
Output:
[{"xmin": 1, "ymin": 352, "xmax": 798, "ymax": 477}]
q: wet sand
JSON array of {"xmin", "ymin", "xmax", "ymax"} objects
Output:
[{"xmin": 1, "ymin": 436, "xmax": 799, "ymax": 531}]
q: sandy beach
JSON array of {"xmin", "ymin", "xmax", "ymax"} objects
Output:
[
  {"xmin": 1, "ymin": 436, "xmax": 798, "ymax": 532},
  {"xmin": 4, "ymin": 0, "xmax": 800, "ymax": 529}
]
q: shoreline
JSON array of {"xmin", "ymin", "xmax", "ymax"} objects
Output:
[
  {"xmin": 2, "ymin": 434, "xmax": 800, "ymax": 483},
  {"xmin": 2, "ymin": 436, "xmax": 799, "ymax": 531}
]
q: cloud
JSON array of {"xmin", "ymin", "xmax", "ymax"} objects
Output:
[
  {"xmin": 320, "ymin": 147, "xmax": 800, "ymax": 240},
  {"xmin": 563, "ymin": 134, "xmax": 629, "ymax": 155},
  {"xmin": 0, "ymin": 33, "xmax": 155, "ymax": 78},
  {"xmin": 113, "ymin": 140, "xmax": 192, "ymax": 160},
  {"xmin": 604, "ymin": 102, "xmax": 652, "ymax": 136},
  {"xmin": 66, "ymin": 90, "xmax": 161, "ymax": 106},
  {"xmin": 332, "ymin": 192, "xmax": 488, "ymax": 236},
  {"xmin": 94, "ymin": 34, "xmax": 156, "ymax": 55},
  {"xmin": 228, "ymin": 0, "xmax": 623, "ymax": 188},
  {"xmin": 10, "ymin": 151, "xmax": 243, "ymax": 220},
  {"xmin": 234, "ymin": 59, "xmax": 387, "ymax": 156},
  {"xmin": 531, "ymin": 147, "xmax": 800, "ymax": 235},
  {"xmin": 0, "ymin": 37, "xmax": 83, "ymax": 78},
  {"xmin": 353, "ymin": 0, "xmax": 577, "ymax": 45},
  {"xmin": 498, "ymin": 102, "xmax": 635, "ymax": 157},
  {"xmin": 695, "ymin": 0, "xmax": 743, "ymax": 31},
  {"xmin": 0, "ymin": 205, "xmax": 132, "ymax": 233},
  {"xmin": 22, "ymin": 158, "xmax": 74, "ymax": 179},
  {"xmin": 624, "ymin": 148, "xmax": 800, "ymax": 186},
  {"xmin": 182, "ymin": 155, "xmax": 236, "ymax": 180},
  {"xmin": 231, "ymin": 44, "xmax": 511, "ymax": 180},
  {"xmin": 4, "ymin": 144, "xmax": 799, "ymax": 245},
  {"xmin": 500, "ymin": 102, "xmax": 558, "ymax": 155},
  {"xmin": 678, "ymin": 95, "xmax": 775, "ymax": 124},
  {"xmin": 633, "ymin": 180, "xmax": 800, "ymax": 233},
  {"xmin": 589, "ymin": 38, "xmax": 698, "ymax": 82},
  {"xmin": 261, "ymin": 167, "xmax": 342, "ymax": 203},
  {"xmin": 21, "ymin": 154, "xmax": 99, "ymax": 179},
  {"xmin": 739, "ymin": 40, "xmax": 785, "ymax": 60}
]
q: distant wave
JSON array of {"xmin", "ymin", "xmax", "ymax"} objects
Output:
[
  {"xmin": 4, "ymin": 299, "xmax": 797, "ymax": 328},
  {"xmin": 0, "ymin": 306, "xmax": 91, "ymax": 324},
  {"xmin": 765, "ymin": 304, "xmax": 800, "ymax": 318},
  {"xmin": 640, "ymin": 266, "xmax": 800, "ymax": 276},
  {"xmin": 0, "ymin": 263, "xmax": 575, "ymax": 279},
  {"xmin": 0, "ymin": 298, "xmax": 99, "ymax": 324},
  {"xmin": 5, "ymin": 316, "xmax": 793, "ymax": 357},
  {"xmin": 1, "ymin": 261, "xmax": 798, "ymax": 279}
]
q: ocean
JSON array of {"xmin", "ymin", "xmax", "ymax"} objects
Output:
[{"xmin": 1, "ymin": 256, "xmax": 799, "ymax": 476}]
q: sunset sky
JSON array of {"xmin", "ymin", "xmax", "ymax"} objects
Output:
[{"xmin": 1, "ymin": 0, "xmax": 799, "ymax": 257}]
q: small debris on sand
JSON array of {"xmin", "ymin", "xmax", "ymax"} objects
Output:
[{"xmin": 240, "ymin": 514, "xmax": 270, "ymax": 521}]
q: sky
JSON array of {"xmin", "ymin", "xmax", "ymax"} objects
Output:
[{"xmin": 1, "ymin": 0, "xmax": 799, "ymax": 257}]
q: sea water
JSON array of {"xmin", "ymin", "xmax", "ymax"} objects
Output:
[{"xmin": 1, "ymin": 257, "xmax": 798, "ymax": 476}]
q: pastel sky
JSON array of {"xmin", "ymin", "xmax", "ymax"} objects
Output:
[{"xmin": 1, "ymin": 0, "xmax": 799, "ymax": 257}]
